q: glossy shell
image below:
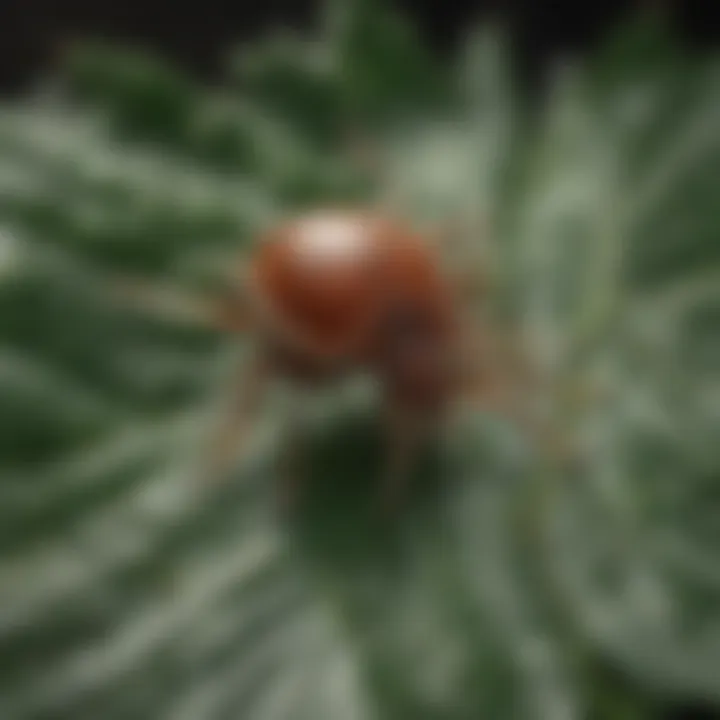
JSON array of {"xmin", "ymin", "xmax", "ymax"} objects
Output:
[{"xmin": 247, "ymin": 210, "xmax": 457, "ymax": 363}]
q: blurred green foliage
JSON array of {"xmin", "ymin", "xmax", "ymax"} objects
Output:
[{"xmin": 0, "ymin": 1, "xmax": 718, "ymax": 718}]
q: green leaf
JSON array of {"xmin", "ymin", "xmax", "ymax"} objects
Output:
[
  {"xmin": 324, "ymin": 0, "xmax": 455, "ymax": 128},
  {"xmin": 60, "ymin": 44, "xmax": 265, "ymax": 174},
  {"xmin": 63, "ymin": 43, "xmax": 196, "ymax": 143},
  {"xmin": 230, "ymin": 31, "xmax": 347, "ymax": 150},
  {"xmin": 0, "ymin": 8, "xmax": 719, "ymax": 719}
]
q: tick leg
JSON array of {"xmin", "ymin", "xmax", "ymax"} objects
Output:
[
  {"xmin": 199, "ymin": 348, "xmax": 271, "ymax": 486},
  {"xmin": 457, "ymin": 317, "xmax": 561, "ymax": 456},
  {"xmin": 458, "ymin": 317, "xmax": 518, "ymax": 412},
  {"xmin": 111, "ymin": 274, "xmax": 250, "ymax": 333},
  {"xmin": 434, "ymin": 214, "xmax": 491, "ymax": 304},
  {"xmin": 377, "ymin": 400, "xmax": 429, "ymax": 516},
  {"xmin": 276, "ymin": 399, "xmax": 308, "ymax": 515}
]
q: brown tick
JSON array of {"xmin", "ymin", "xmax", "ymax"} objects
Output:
[{"xmin": 119, "ymin": 208, "xmax": 529, "ymax": 514}]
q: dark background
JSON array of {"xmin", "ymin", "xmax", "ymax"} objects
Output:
[{"xmin": 0, "ymin": 0, "xmax": 716, "ymax": 98}]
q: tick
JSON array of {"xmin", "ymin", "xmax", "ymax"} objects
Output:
[{"xmin": 120, "ymin": 209, "xmax": 527, "ymax": 514}]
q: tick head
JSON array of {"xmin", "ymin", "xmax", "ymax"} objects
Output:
[{"xmin": 374, "ymin": 303, "xmax": 458, "ymax": 410}]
